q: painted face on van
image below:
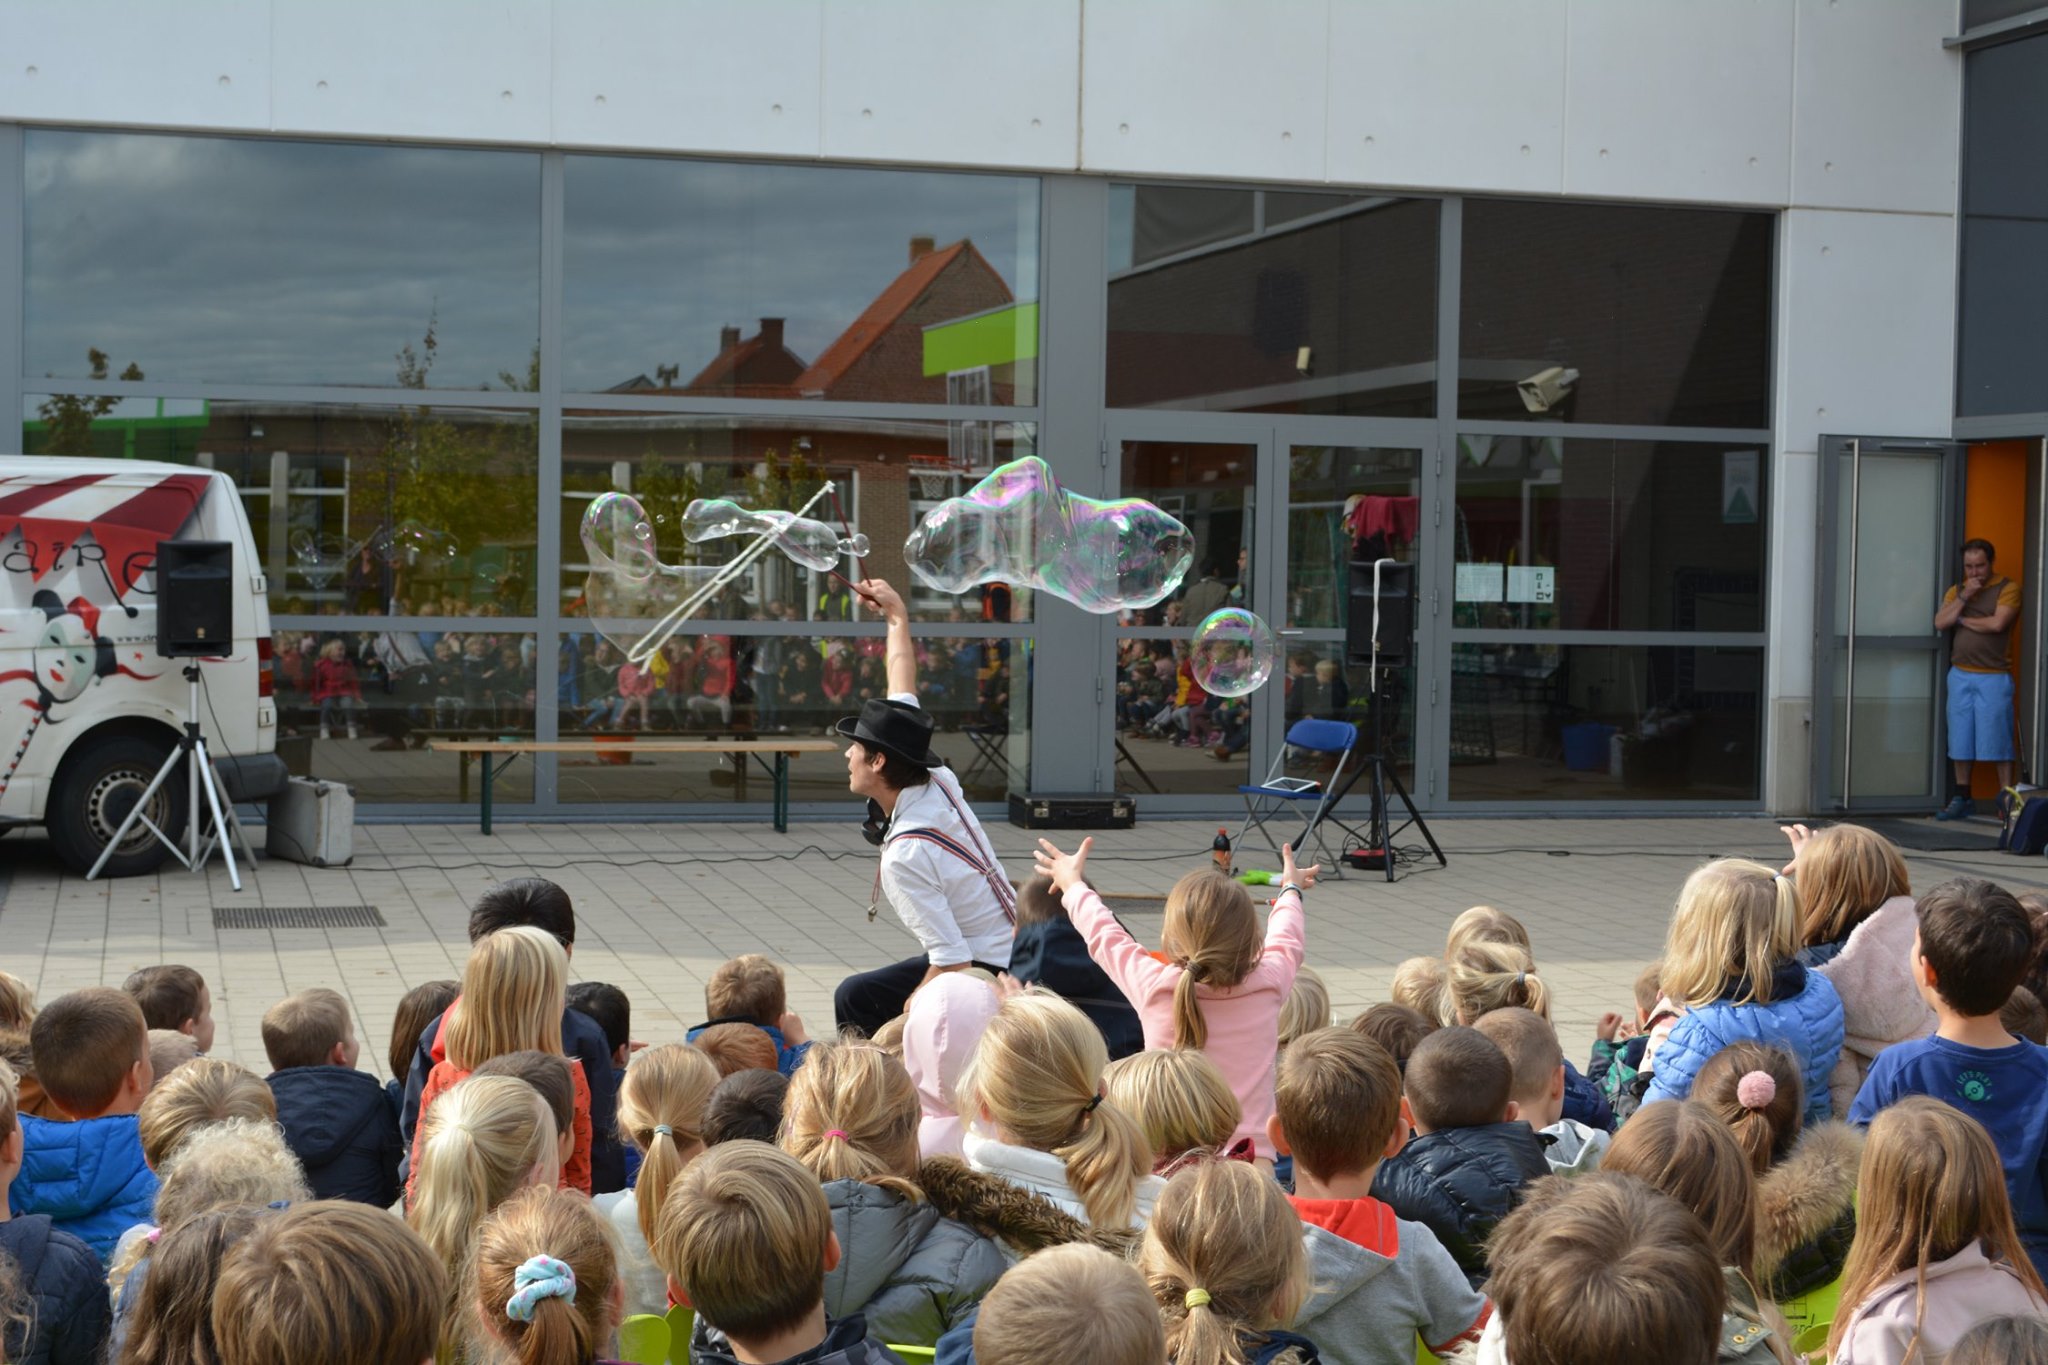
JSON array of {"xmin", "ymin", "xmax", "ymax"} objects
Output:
[{"xmin": 34, "ymin": 613, "xmax": 97, "ymax": 704}]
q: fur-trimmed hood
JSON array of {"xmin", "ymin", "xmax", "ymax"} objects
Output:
[
  {"xmin": 1755, "ymin": 1121, "xmax": 1863, "ymax": 1283},
  {"xmin": 918, "ymin": 1155, "xmax": 1139, "ymax": 1259}
]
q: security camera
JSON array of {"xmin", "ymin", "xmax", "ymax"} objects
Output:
[{"xmin": 1517, "ymin": 366, "xmax": 1579, "ymax": 414}]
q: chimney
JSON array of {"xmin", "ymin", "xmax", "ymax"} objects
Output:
[
  {"xmin": 758, "ymin": 317, "xmax": 785, "ymax": 350},
  {"xmin": 909, "ymin": 235, "xmax": 936, "ymax": 265},
  {"xmin": 719, "ymin": 325, "xmax": 741, "ymax": 353}
]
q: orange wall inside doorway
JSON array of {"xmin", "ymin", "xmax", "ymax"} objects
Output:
[{"xmin": 1965, "ymin": 441, "xmax": 2029, "ymax": 799}]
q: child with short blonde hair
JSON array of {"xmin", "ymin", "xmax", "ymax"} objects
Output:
[
  {"xmin": 1386, "ymin": 957, "xmax": 1445, "ymax": 1025},
  {"xmin": 969, "ymin": 1244, "xmax": 1166, "ymax": 1365},
  {"xmin": 593, "ymin": 1043, "xmax": 720, "ymax": 1320},
  {"xmin": 694, "ymin": 1021, "xmax": 781, "ymax": 1077},
  {"xmin": 0, "ymin": 970, "xmax": 36, "ymax": 1031},
  {"xmin": 262, "ymin": 986, "xmax": 403, "ymax": 1208},
  {"xmin": 692, "ymin": 953, "xmax": 811, "ymax": 1075},
  {"xmin": 1103, "ymin": 1048, "xmax": 1244, "ymax": 1172},
  {"xmin": 1035, "ymin": 836, "xmax": 1312, "ymax": 1159},
  {"xmin": 146, "ymin": 1028, "xmax": 198, "ymax": 1086},
  {"xmin": 136, "ymin": 1056, "xmax": 277, "ymax": 1170},
  {"xmin": 655, "ymin": 1140, "xmax": 901, "ymax": 1365},
  {"xmin": 1277, "ymin": 966, "xmax": 1329, "ymax": 1050},
  {"xmin": 471, "ymin": 1185, "xmax": 624, "ymax": 1365},
  {"xmin": 955, "ymin": 990, "xmax": 1160, "ymax": 1229},
  {"xmin": 1140, "ymin": 1159, "xmax": 1316, "ymax": 1365},
  {"xmin": 1473, "ymin": 1006, "xmax": 1608, "ymax": 1176},
  {"xmin": 1646, "ymin": 858, "xmax": 1845, "ymax": 1126},
  {"xmin": 213, "ymin": 1200, "xmax": 446, "ymax": 1365}
]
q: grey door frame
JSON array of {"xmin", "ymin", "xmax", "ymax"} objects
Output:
[
  {"xmin": 1101, "ymin": 410, "xmax": 1440, "ymax": 815},
  {"xmin": 1812, "ymin": 434, "xmax": 1965, "ymax": 813}
]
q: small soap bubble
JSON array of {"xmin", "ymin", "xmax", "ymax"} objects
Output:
[
  {"xmin": 682, "ymin": 498, "xmax": 868, "ymax": 573},
  {"xmin": 288, "ymin": 529, "xmax": 347, "ymax": 589},
  {"xmin": 1190, "ymin": 608, "xmax": 1277, "ymax": 698},
  {"xmin": 903, "ymin": 455, "xmax": 1193, "ymax": 613}
]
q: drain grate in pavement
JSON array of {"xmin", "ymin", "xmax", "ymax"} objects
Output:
[{"xmin": 214, "ymin": 905, "xmax": 387, "ymax": 930}]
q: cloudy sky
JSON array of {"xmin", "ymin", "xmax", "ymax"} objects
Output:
[{"xmin": 24, "ymin": 129, "xmax": 1038, "ymax": 395}]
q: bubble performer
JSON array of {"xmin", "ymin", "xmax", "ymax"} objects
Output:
[{"xmin": 831, "ymin": 576, "xmax": 1018, "ymax": 1039}]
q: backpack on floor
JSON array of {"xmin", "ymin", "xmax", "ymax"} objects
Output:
[{"xmin": 2007, "ymin": 793, "xmax": 2048, "ymax": 856}]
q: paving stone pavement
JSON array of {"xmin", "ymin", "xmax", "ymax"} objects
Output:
[{"xmin": 3, "ymin": 814, "xmax": 2041, "ymax": 1086}]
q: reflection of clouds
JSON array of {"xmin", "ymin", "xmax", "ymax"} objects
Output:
[
  {"xmin": 563, "ymin": 157, "xmax": 1038, "ymax": 391},
  {"xmin": 25, "ymin": 130, "xmax": 541, "ymax": 390}
]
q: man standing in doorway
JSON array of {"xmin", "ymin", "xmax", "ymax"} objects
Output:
[
  {"xmin": 1934, "ymin": 537, "xmax": 2022, "ymax": 820},
  {"xmin": 832, "ymin": 577, "xmax": 1015, "ymax": 1037}
]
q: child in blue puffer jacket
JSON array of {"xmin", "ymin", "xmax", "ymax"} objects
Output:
[{"xmin": 1644, "ymin": 858, "xmax": 1845, "ymax": 1127}]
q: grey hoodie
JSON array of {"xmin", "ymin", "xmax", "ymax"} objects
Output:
[
  {"xmin": 1289, "ymin": 1202, "xmax": 1490, "ymax": 1365},
  {"xmin": 820, "ymin": 1180, "xmax": 1010, "ymax": 1347}
]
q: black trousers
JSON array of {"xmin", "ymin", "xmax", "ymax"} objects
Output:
[{"xmin": 834, "ymin": 955, "xmax": 1005, "ymax": 1038}]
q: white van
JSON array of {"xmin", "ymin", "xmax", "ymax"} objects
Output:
[{"xmin": 0, "ymin": 456, "xmax": 280, "ymax": 874}]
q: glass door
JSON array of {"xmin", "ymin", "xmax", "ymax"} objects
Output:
[{"xmin": 1813, "ymin": 436, "xmax": 1962, "ymax": 811}]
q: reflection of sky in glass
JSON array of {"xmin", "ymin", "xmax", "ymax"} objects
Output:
[
  {"xmin": 563, "ymin": 156, "xmax": 1038, "ymax": 393},
  {"xmin": 24, "ymin": 131, "xmax": 541, "ymax": 390}
]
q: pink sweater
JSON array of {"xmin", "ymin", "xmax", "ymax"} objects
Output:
[{"xmin": 1063, "ymin": 883, "xmax": 1306, "ymax": 1157}]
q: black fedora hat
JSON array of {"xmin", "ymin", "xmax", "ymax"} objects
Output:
[{"xmin": 835, "ymin": 698, "xmax": 942, "ymax": 769}]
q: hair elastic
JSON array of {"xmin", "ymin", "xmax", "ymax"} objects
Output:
[
  {"xmin": 1082, "ymin": 1093, "xmax": 1103, "ymax": 1114},
  {"xmin": 505, "ymin": 1255, "xmax": 577, "ymax": 1322},
  {"xmin": 824, "ymin": 1129, "xmax": 851, "ymax": 1141},
  {"xmin": 1736, "ymin": 1071, "xmax": 1777, "ymax": 1110},
  {"xmin": 1514, "ymin": 970, "xmax": 1526, "ymax": 989},
  {"xmin": 653, "ymin": 1124, "xmax": 673, "ymax": 1138},
  {"xmin": 1184, "ymin": 1288, "xmax": 1212, "ymax": 1310}
]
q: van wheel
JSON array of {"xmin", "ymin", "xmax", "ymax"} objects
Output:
[{"xmin": 46, "ymin": 733, "xmax": 186, "ymax": 877}]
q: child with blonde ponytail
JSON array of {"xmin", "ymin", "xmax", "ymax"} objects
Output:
[
  {"xmin": 407, "ymin": 1073, "xmax": 562, "ymax": 1364},
  {"xmin": 1645, "ymin": 858, "xmax": 1845, "ymax": 1125},
  {"xmin": 1034, "ymin": 836, "xmax": 1311, "ymax": 1158},
  {"xmin": 591, "ymin": 1043, "xmax": 719, "ymax": 1319},
  {"xmin": 955, "ymin": 990, "xmax": 1162, "ymax": 1229},
  {"xmin": 1140, "ymin": 1159, "xmax": 1317, "ymax": 1365},
  {"xmin": 472, "ymin": 1185, "xmax": 628, "ymax": 1365},
  {"xmin": 779, "ymin": 1041, "xmax": 1007, "ymax": 1345}
]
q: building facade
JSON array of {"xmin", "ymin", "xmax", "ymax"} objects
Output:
[{"xmin": 0, "ymin": 1, "xmax": 2029, "ymax": 821}]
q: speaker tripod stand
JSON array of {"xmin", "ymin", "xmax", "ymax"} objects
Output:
[
  {"xmin": 86, "ymin": 664, "xmax": 246, "ymax": 890},
  {"xmin": 1308, "ymin": 665, "xmax": 1447, "ymax": 883}
]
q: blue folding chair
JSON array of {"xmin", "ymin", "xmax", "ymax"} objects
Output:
[{"xmin": 1236, "ymin": 718, "xmax": 1360, "ymax": 877}]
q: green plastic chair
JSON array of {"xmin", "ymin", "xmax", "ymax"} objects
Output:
[
  {"xmin": 889, "ymin": 1349, "xmax": 937, "ymax": 1362},
  {"xmin": 617, "ymin": 1314, "xmax": 670, "ymax": 1365},
  {"xmin": 666, "ymin": 1304, "xmax": 695, "ymax": 1364},
  {"xmin": 1791, "ymin": 1321, "xmax": 1832, "ymax": 1361},
  {"xmin": 1776, "ymin": 1272, "xmax": 1842, "ymax": 1350}
]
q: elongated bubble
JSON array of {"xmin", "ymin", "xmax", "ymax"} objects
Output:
[
  {"xmin": 902, "ymin": 456, "xmax": 1194, "ymax": 613},
  {"xmin": 1190, "ymin": 608, "xmax": 1277, "ymax": 698},
  {"xmin": 578, "ymin": 491, "xmax": 723, "ymax": 651},
  {"xmin": 682, "ymin": 498, "xmax": 869, "ymax": 573}
]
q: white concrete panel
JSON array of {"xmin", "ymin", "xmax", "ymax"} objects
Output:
[
  {"xmin": 1769, "ymin": 449, "xmax": 1819, "ymax": 699},
  {"xmin": 1776, "ymin": 209, "xmax": 1957, "ymax": 457},
  {"xmin": 271, "ymin": 1, "xmax": 554, "ymax": 144},
  {"xmin": 1790, "ymin": 0, "xmax": 1960, "ymax": 214},
  {"xmin": 821, "ymin": 0, "xmax": 1078, "ymax": 169},
  {"xmin": 1080, "ymin": 0, "xmax": 1328, "ymax": 182},
  {"xmin": 0, "ymin": 0, "xmax": 271, "ymax": 129},
  {"xmin": 553, "ymin": 1, "xmax": 823, "ymax": 158},
  {"xmin": 1564, "ymin": 0, "xmax": 1794, "ymax": 206},
  {"xmin": 1325, "ymin": 0, "xmax": 1565, "ymax": 195}
]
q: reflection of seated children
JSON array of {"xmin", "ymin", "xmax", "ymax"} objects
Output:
[
  {"xmin": 1281, "ymin": 652, "xmax": 1314, "ymax": 725},
  {"xmin": 821, "ymin": 645, "xmax": 854, "ymax": 709},
  {"xmin": 312, "ymin": 638, "xmax": 364, "ymax": 740},
  {"xmin": 855, "ymin": 656, "xmax": 888, "ymax": 704},
  {"xmin": 1119, "ymin": 656, "xmax": 1168, "ymax": 731},
  {"xmin": 1146, "ymin": 646, "xmax": 1208, "ymax": 743},
  {"xmin": 1301, "ymin": 660, "xmax": 1349, "ymax": 720},
  {"xmin": 493, "ymin": 644, "xmax": 534, "ymax": 730},
  {"xmin": 459, "ymin": 636, "xmax": 493, "ymax": 726},
  {"xmin": 979, "ymin": 660, "xmax": 1011, "ymax": 726},
  {"xmin": 687, "ymin": 639, "xmax": 734, "ymax": 727},
  {"xmin": 951, "ymin": 640, "xmax": 983, "ymax": 724},
  {"xmin": 780, "ymin": 647, "xmax": 820, "ymax": 732},
  {"xmin": 1209, "ymin": 696, "xmax": 1251, "ymax": 760},
  {"xmin": 579, "ymin": 640, "xmax": 622, "ymax": 729},
  {"xmin": 430, "ymin": 639, "xmax": 465, "ymax": 728},
  {"xmin": 612, "ymin": 656, "xmax": 655, "ymax": 729}
]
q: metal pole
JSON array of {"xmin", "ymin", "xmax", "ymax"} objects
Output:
[{"xmin": 1840, "ymin": 440, "xmax": 1862, "ymax": 809}]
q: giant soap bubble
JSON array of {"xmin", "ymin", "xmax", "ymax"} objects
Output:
[
  {"xmin": 579, "ymin": 491, "xmax": 723, "ymax": 650},
  {"xmin": 903, "ymin": 456, "xmax": 1194, "ymax": 613},
  {"xmin": 683, "ymin": 498, "xmax": 869, "ymax": 573},
  {"xmin": 1190, "ymin": 608, "xmax": 1277, "ymax": 698}
]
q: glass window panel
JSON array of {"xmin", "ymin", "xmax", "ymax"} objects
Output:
[
  {"xmin": 269, "ymin": 627, "xmax": 535, "ymax": 804},
  {"xmin": 555, "ymin": 630, "xmax": 1028, "ymax": 802},
  {"xmin": 1831, "ymin": 448, "xmax": 1945, "ymax": 636},
  {"xmin": 1459, "ymin": 199, "xmax": 1773, "ymax": 428},
  {"xmin": 1825, "ymin": 647, "xmax": 1938, "ymax": 804},
  {"xmin": 560, "ymin": 415, "xmax": 1036, "ymax": 625},
  {"xmin": 564, "ymin": 157, "xmax": 1039, "ymax": 402},
  {"xmin": 1964, "ymin": 0, "xmax": 2046, "ymax": 30},
  {"xmin": 24, "ymin": 396, "xmax": 542, "ymax": 616},
  {"xmin": 1453, "ymin": 436, "xmax": 1767, "ymax": 632},
  {"xmin": 1114, "ymin": 635, "xmax": 1254, "ymax": 795},
  {"xmin": 1959, "ymin": 37, "xmax": 2048, "ymax": 416},
  {"xmin": 1449, "ymin": 642, "xmax": 1762, "ymax": 801},
  {"xmin": 1107, "ymin": 192, "xmax": 1438, "ymax": 418},
  {"xmin": 24, "ymin": 131, "xmax": 540, "ymax": 390},
  {"xmin": 1286, "ymin": 445, "xmax": 1423, "ymax": 630},
  {"xmin": 1118, "ymin": 441, "xmax": 1256, "ymax": 629},
  {"xmin": 1281, "ymin": 641, "xmax": 1414, "ymax": 803}
]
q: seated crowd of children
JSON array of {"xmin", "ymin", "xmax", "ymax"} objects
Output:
[{"xmin": 7, "ymin": 821, "xmax": 2048, "ymax": 1364}]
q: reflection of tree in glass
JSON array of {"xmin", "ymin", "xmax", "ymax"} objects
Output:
[
  {"xmin": 38, "ymin": 349, "xmax": 145, "ymax": 456},
  {"xmin": 627, "ymin": 444, "xmax": 827, "ymax": 569}
]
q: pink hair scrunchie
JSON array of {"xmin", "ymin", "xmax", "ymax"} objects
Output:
[{"xmin": 1736, "ymin": 1070, "xmax": 1777, "ymax": 1110}]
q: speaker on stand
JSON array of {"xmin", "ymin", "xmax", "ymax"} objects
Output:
[{"xmin": 87, "ymin": 540, "xmax": 250, "ymax": 890}]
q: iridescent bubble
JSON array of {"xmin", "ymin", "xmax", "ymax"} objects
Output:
[
  {"xmin": 1190, "ymin": 608, "xmax": 1277, "ymax": 698},
  {"xmin": 903, "ymin": 456, "xmax": 1194, "ymax": 613},
  {"xmin": 577, "ymin": 492, "xmax": 740, "ymax": 652},
  {"xmin": 682, "ymin": 498, "xmax": 870, "ymax": 572},
  {"xmin": 288, "ymin": 529, "xmax": 347, "ymax": 589}
]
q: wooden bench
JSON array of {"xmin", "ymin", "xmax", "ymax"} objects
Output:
[{"xmin": 430, "ymin": 738, "xmax": 840, "ymax": 835}]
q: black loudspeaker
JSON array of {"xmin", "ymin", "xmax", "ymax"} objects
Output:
[
  {"xmin": 156, "ymin": 540, "xmax": 235, "ymax": 658},
  {"xmin": 1347, "ymin": 558, "xmax": 1414, "ymax": 667}
]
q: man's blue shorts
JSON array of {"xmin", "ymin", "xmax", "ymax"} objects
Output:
[{"xmin": 1948, "ymin": 666, "xmax": 2016, "ymax": 762}]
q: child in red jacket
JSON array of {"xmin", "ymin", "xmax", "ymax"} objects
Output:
[{"xmin": 311, "ymin": 638, "xmax": 365, "ymax": 740}]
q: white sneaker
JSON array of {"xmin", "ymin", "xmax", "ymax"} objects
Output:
[
  {"xmin": 319, "ymin": 725, "xmax": 331, "ymax": 740},
  {"xmin": 346, "ymin": 725, "xmax": 359, "ymax": 739}
]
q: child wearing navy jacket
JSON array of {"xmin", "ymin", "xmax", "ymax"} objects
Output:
[{"xmin": 263, "ymin": 988, "xmax": 401, "ymax": 1208}]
